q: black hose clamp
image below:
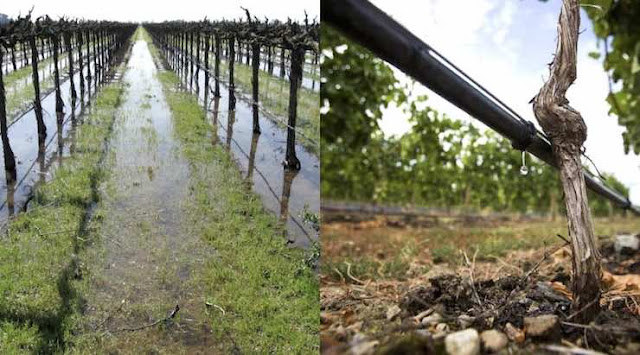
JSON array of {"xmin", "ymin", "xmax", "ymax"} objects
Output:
[{"xmin": 511, "ymin": 121, "xmax": 537, "ymax": 151}]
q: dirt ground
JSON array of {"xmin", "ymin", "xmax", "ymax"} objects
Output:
[{"xmin": 320, "ymin": 215, "xmax": 640, "ymax": 354}]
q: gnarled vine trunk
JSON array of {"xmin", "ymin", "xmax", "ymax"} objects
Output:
[{"xmin": 532, "ymin": 0, "xmax": 601, "ymax": 322}]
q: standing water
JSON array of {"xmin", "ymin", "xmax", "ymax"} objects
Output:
[{"xmin": 77, "ymin": 34, "xmax": 219, "ymax": 352}]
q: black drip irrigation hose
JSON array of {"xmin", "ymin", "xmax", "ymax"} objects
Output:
[{"xmin": 322, "ymin": 0, "xmax": 640, "ymax": 215}]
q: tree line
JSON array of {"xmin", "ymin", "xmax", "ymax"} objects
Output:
[{"xmin": 321, "ymin": 25, "xmax": 629, "ymax": 218}]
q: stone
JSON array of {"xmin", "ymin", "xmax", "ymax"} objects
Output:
[
  {"xmin": 433, "ymin": 323, "xmax": 450, "ymax": 339},
  {"xmin": 349, "ymin": 333, "xmax": 379, "ymax": 355},
  {"xmin": 386, "ymin": 305, "xmax": 402, "ymax": 321},
  {"xmin": 523, "ymin": 314, "xmax": 560, "ymax": 340},
  {"xmin": 350, "ymin": 339, "xmax": 379, "ymax": 355},
  {"xmin": 480, "ymin": 330, "xmax": 508, "ymax": 353},
  {"xmin": 414, "ymin": 309, "xmax": 434, "ymax": 322},
  {"xmin": 346, "ymin": 321, "xmax": 363, "ymax": 332},
  {"xmin": 333, "ymin": 324, "xmax": 347, "ymax": 341},
  {"xmin": 504, "ymin": 323, "xmax": 525, "ymax": 344},
  {"xmin": 421, "ymin": 312, "xmax": 443, "ymax": 327},
  {"xmin": 457, "ymin": 314, "xmax": 475, "ymax": 328},
  {"xmin": 614, "ymin": 342, "xmax": 640, "ymax": 355},
  {"xmin": 614, "ymin": 234, "xmax": 640, "ymax": 255},
  {"xmin": 445, "ymin": 329, "xmax": 480, "ymax": 355}
]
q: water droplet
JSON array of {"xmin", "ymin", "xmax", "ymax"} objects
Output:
[{"xmin": 520, "ymin": 151, "xmax": 529, "ymax": 176}]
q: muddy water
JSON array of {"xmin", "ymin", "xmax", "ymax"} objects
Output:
[
  {"xmin": 0, "ymin": 52, "xmax": 109, "ymax": 223},
  {"xmin": 176, "ymin": 48, "xmax": 320, "ymax": 248},
  {"xmin": 78, "ymin": 38, "xmax": 218, "ymax": 353}
]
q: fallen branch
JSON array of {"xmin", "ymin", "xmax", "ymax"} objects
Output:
[
  {"xmin": 95, "ymin": 292, "xmax": 132, "ymax": 330},
  {"xmin": 565, "ymin": 297, "xmax": 599, "ymax": 321},
  {"xmin": 561, "ymin": 321, "xmax": 640, "ymax": 335},
  {"xmin": 344, "ymin": 261, "xmax": 366, "ymax": 285},
  {"xmin": 112, "ymin": 304, "xmax": 180, "ymax": 333},
  {"xmin": 475, "ymin": 238, "xmax": 570, "ymax": 320},
  {"xmin": 520, "ymin": 238, "xmax": 570, "ymax": 283},
  {"xmin": 463, "ymin": 250, "xmax": 483, "ymax": 309},
  {"xmin": 541, "ymin": 344, "xmax": 607, "ymax": 355}
]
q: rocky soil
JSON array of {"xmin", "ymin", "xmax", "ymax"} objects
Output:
[{"xmin": 321, "ymin": 234, "xmax": 640, "ymax": 355}]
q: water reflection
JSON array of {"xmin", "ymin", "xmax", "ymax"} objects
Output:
[
  {"xmin": 37, "ymin": 146, "xmax": 46, "ymax": 186},
  {"xmin": 226, "ymin": 109, "xmax": 235, "ymax": 151},
  {"xmin": 246, "ymin": 131, "xmax": 260, "ymax": 183},
  {"xmin": 210, "ymin": 97, "xmax": 219, "ymax": 146},
  {"xmin": 56, "ymin": 120, "xmax": 63, "ymax": 167},
  {"xmin": 5, "ymin": 179, "xmax": 15, "ymax": 217},
  {"xmin": 280, "ymin": 168, "xmax": 298, "ymax": 244}
]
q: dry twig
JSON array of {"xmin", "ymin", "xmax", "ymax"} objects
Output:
[{"xmin": 112, "ymin": 304, "xmax": 180, "ymax": 333}]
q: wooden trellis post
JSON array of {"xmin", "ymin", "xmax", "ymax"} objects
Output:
[
  {"xmin": 39, "ymin": 37, "xmax": 46, "ymax": 60},
  {"xmin": 251, "ymin": 41, "xmax": 261, "ymax": 133},
  {"xmin": 189, "ymin": 31, "xmax": 194, "ymax": 89},
  {"xmin": 245, "ymin": 41, "xmax": 250, "ymax": 65},
  {"xmin": 279, "ymin": 46, "xmax": 285, "ymax": 78},
  {"xmin": 77, "ymin": 30, "xmax": 85, "ymax": 97},
  {"xmin": 195, "ymin": 30, "xmax": 201, "ymax": 85},
  {"xmin": 0, "ymin": 47, "xmax": 17, "ymax": 183},
  {"xmin": 29, "ymin": 34, "xmax": 47, "ymax": 142},
  {"xmin": 267, "ymin": 46, "xmax": 274, "ymax": 75},
  {"xmin": 182, "ymin": 31, "xmax": 187, "ymax": 76},
  {"xmin": 22, "ymin": 41, "xmax": 29, "ymax": 66},
  {"xmin": 10, "ymin": 47, "xmax": 17, "ymax": 72},
  {"xmin": 64, "ymin": 30, "xmax": 77, "ymax": 101},
  {"xmin": 85, "ymin": 31, "xmax": 91, "ymax": 85},
  {"xmin": 228, "ymin": 36, "xmax": 236, "ymax": 111},
  {"xmin": 204, "ymin": 32, "xmax": 210, "ymax": 103},
  {"xmin": 214, "ymin": 33, "xmax": 221, "ymax": 98},
  {"xmin": 93, "ymin": 31, "xmax": 99, "ymax": 85},
  {"xmin": 51, "ymin": 33, "xmax": 64, "ymax": 114},
  {"xmin": 284, "ymin": 46, "xmax": 303, "ymax": 170},
  {"xmin": 99, "ymin": 30, "xmax": 105, "ymax": 77}
]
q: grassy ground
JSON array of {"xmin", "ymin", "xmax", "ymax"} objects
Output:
[
  {"xmin": 0, "ymin": 75, "xmax": 125, "ymax": 353},
  {"xmin": 154, "ymin": 41, "xmax": 319, "ymax": 352},
  {"xmin": 217, "ymin": 58, "xmax": 320, "ymax": 155},
  {"xmin": 322, "ymin": 215, "xmax": 640, "ymax": 282}
]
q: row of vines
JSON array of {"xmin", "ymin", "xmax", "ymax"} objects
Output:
[
  {"xmin": 0, "ymin": 15, "xmax": 136, "ymax": 189},
  {"xmin": 145, "ymin": 11, "xmax": 319, "ymax": 170}
]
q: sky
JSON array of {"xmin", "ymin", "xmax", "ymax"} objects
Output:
[
  {"xmin": 1, "ymin": 0, "xmax": 319, "ymax": 22},
  {"xmin": 368, "ymin": 0, "xmax": 640, "ymax": 204}
]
